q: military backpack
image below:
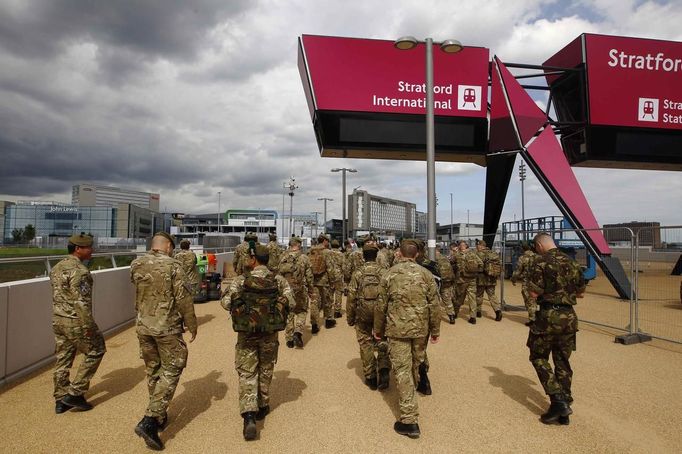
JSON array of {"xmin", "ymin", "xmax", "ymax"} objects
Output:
[
  {"xmin": 462, "ymin": 251, "xmax": 484, "ymax": 276},
  {"xmin": 309, "ymin": 246, "xmax": 327, "ymax": 276},
  {"xmin": 278, "ymin": 252, "xmax": 304, "ymax": 290},
  {"xmin": 267, "ymin": 243, "xmax": 282, "ymax": 271},
  {"xmin": 484, "ymin": 251, "xmax": 502, "ymax": 278},
  {"xmin": 356, "ymin": 265, "xmax": 382, "ymax": 323},
  {"xmin": 231, "ymin": 272, "xmax": 288, "ymax": 333}
]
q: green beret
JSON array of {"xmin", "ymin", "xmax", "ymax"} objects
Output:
[
  {"xmin": 362, "ymin": 243, "xmax": 378, "ymax": 252},
  {"xmin": 289, "ymin": 236, "xmax": 302, "ymax": 245},
  {"xmin": 68, "ymin": 232, "xmax": 93, "ymax": 247},
  {"xmin": 331, "ymin": 239, "xmax": 340, "ymax": 248},
  {"xmin": 154, "ymin": 231, "xmax": 176, "ymax": 249}
]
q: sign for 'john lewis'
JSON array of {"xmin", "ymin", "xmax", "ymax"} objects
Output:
[
  {"xmin": 300, "ymin": 35, "xmax": 489, "ymax": 119},
  {"xmin": 587, "ymin": 34, "xmax": 682, "ymax": 130}
]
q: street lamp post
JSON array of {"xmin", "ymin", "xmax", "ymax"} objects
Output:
[
  {"xmin": 519, "ymin": 161, "xmax": 527, "ymax": 240},
  {"xmin": 317, "ymin": 197, "xmax": 333, "ymax": 234},
  {"xmin": 331, "ymin": 168, "xmax": 357, "ymax": 245},
  {"xmin": 217, "ymin": 191, "xmax": 221, "ymax": 233},
  {"xmin": 286, "ymin": 177, "xmax": 298, "ymax": 239},
  {"xmin": 395, "ymin": 36, "xmax": 463, "ymax": 260},
  {"xmin": 450, "ymin": 192, "xmax": 453, "ymax": 242}
]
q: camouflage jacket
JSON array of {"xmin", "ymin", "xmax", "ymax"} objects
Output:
[
  {"xmin": 376, "ymin": 248, "xmax": 394, "ymax": 270},
  {"xmin": 49, "ymin": 255, "xmax": 95, "ymax": 326},
  {"xmin": 130, "ymin": 250, "xmax": 197, "ymax": 337},
  {"xmin": 309, "ymin": 245, "xmax": 339, "ymax": 287},
  {"xmin": 277, "ymin": 249, "xmax": 314, "ymax": 296},
  {"xmin": 174, "ymin": 249, "xmax": 200, "ymax": 285},
  {"xmin": 436, "ymin": 255, "xmax": 455, "ymax": 286},
  {"xmin": 233, "ymin": 241, "xmax": 256, "ymax": 276},
  {"xmin": 266, "ymin": 241, "xmax": 282, "ymax": 272},
  {"xmin": 527, "ymin": 248, "xmax": 586, "ymax": 306},
  {"xmin": 476, "ymin": 248, "xmax": 498, "ymax": 286},
  {"xmin": 451, "ymin": 250, "xmax": 464, "ymax": 283},
  {"xmin": 511, "ymin": 250, "xmax": 536, "ymax": 285},
  {"xmin": 329, "ymin": 248, "xmax": 345, "ymax": 286},
  {"xmin": 221, "ymin": 265, "xmax": 295, "ymax": 312},
  {"xmin": 347, "ymin": 261, "xmax": 387, "ymax": 325},
  {"xmin": 347, "ymin": 250, "xmax": 364, "ymax": 280},
  {"xmin": 374, "ymin": 258, "xmax": 441, "ymax": 339}
]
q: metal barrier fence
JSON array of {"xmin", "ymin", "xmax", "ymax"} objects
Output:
[{"xmin": 500, "ymin": 225, "xmax": 682, "ymax": 344}]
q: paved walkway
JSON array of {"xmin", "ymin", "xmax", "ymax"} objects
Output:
[{"xmin": 2, "ymin": 292, "xmax": 681, "ymax": 453}]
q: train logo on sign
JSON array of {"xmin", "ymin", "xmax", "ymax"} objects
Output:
[
  {"xmin": 638, "ymin": 97, "xmax": 659, "ymax": 122},
  {"xmin": 458, "ymin": 85, "xmax": 482, "ymax": 111}
]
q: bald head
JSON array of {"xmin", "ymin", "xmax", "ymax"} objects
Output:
[
  {"xmin": 151, "ymin": 235, "xmax": 173, "ymax": 256},
  {"xmin": 533, "ymin": 233, "xmax": 556, "ymax": 254}
]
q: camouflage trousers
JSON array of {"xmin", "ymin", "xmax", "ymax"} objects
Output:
[
  {"xmin": 355, "ymin": 322, "xmax": 390, "ymax": 379},
  {"xmin": 388, "ymin": 336, "xmax": 428, "ymax": 424},
  {"xmin": 527, "ymin": 306, "xmax": 578, "ymax": 399},
  {"xmin": 52, "ymin": 317, "xmax": 106, "ymax": 400},
  {"xmin": 439, "ymin": 284, "xmax": 455, "ymax": 317},
  {"xmin": 285, "ymin": 310, "xmax": 307, "ymax": 342},
  {"xmin": 454, "ymin": 279, "xmax": 477, "ymax": 316},
  {"xmin": 138, "ymin": 333, "xmax": 188, "ymax": 422},
  {"xmin": 332, "ymin": 282, "xmax": 343, "ymax": 313},
  {"xmin": 476, "ymin": 284, "xmax": 501, "ymax": 312},
  {"xmin": 311, "ymin": 285, "xmax": 333, "ymax": 325},
  {"xmin": 235, "ymin": 332, "xmax": 279, "ymax": 414},
  {"xmin": 521, "ymin": 284, "xmax": 537, "ymax": 321}
]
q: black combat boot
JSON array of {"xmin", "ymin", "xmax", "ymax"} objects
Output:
[
  {"xmin": 377, "ymin": 368, "xmax": 390, "ymax": 390},
  {"xmin": 540, "ymin": 394, "xmax": 572, "ymax": 424},
  {"xmin": 61, "ymin": 393, "xmax": 93, "ymax": 411},
  {"xmin": 311, "ymin": 324, "xmax": 320, "ymax": 334},
  {"xmin": 135, "ymin": 416, "xmax": 164, "ymax": 450},
  {"xmin": 524, "ymin": 319, "xmax": 534, "ymax": 327},
  {"xmin": 293, "ymin": 332, "xmax": 304, "ymax": 348},
  {"xmin": 325, "ymin": 319, "xmax": 336, "ymax": 329},
  {"xmin": 495, "ymin": 310, "xmax": 503, "ymax": 321},
  {"xmin": 158, "ymin": 415, "xmax": 168, "ymax": 432},
  {"xmin": 286, "ymin": 340, "xmax": 294, "ymax": 348},
  {"xmin": 365, "ymin": 376, "xmax": 378, "ymax": 390},
  {"xmin": 256, "ymin": 405, "xmax": 270, "ymax": 421},
  {"xmin": 476, "ymin": 310, "xmax": 482, "ymax": 318},
  {"xmin": 448, "ymin": 314, "xmax": 456, "ymax": 324},
  {"xmin": 393, "ymin": 421, "xmax": 420, "ymax": 439},
  {"xmin": 334, "ymin": 311, "xmax": 342, "ymax": 319},
  {"xmin": 468, "ymin": 317, "xmax": 477, "ymax": 325},
  {"xmin": 416, "ymin": 363, "xmax": 432, "ymax": 395},
  {"xmin": 242, "ymin": 411, "xmax": 258, "ymax": 440},
  {"xmin": 558, "ymin": 415, "xmax": 570, "ymax": 425},
  {"xmin": 55, "ymin": 399, "xmax": 73, "ymax": 414}
]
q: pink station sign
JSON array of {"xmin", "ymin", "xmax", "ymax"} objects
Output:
[
  {"xmin": 300, "ymin": 35, "xmax": 489, "ymax": 119},
  {"xmin": 586, "ymin": 34, "xmax": 682, "ymax": 130}
]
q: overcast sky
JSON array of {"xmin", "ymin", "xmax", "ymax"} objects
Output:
[{"xmin": 0, "ymin": 0, "xmax": 680, "ymax": 227}]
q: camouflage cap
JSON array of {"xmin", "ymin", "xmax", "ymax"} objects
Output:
[
  {"xmin": 317, "ymin": 233, "xmax": 329, "ymax": 243},
  {"xmin": 289, "ymin": 236, "xmax": 302, "ymax": 245},
  {"xmin": 331, "ymin": 239, "xmax": 340, "ymax": 248},
  {"xmin": 68, "ymin": 232, "xmax": 93, "ymax": 247},
  {"xmin": 477, "ymin": 239, "xmax": 487, "ymax": 247},
  {"xmin": 244, "ymin": 231, "xmax": 258, "ymax": 241},
  {"xmin": 153, "ymin": 231, "xmax": 176, "ymax": 249}
]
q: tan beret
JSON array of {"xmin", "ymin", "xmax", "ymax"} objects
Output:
[{"xmin": 68, "ymin": 232, "xmax": 93, "ymax": 247}]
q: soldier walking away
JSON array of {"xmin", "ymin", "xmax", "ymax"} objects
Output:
[
  {"xmin": 374, "ymin": 240, "xmax": 440, "ymax": 439},
  {"xmin": 475, "ymin": 240, "xmax": 503, "ymax": 321},
  {"xmin": 308, "ymin": 234, "xmax": 339, "ymax": 330},
  {"xmin": 527, "ymin": 233, "xmax": 585, "ymax": 426},
  {"xmin": 266, "ymin": 233, "xmax": 282, "ymax": 272},
  {"xmin": 511, "ymin": 242, "xmax": 538, "ymax": 325},
  {"xmin": 221, "ymin": 243, "xmax": 295, "ymax": 441},
  {"xmin": 174, "ymin": 239, "xmax": 200, "ymax": 298},
  {"xmin": 435, "ymin": 249, "xmax": 457, "ymax": 324},
  {"xmin": 49, "ymin": 233, "xmax": 106, "ymax": 414},
  {"xmin": 347, "ymin": 244, "xmax": 390, "ymax": 390},
  {"xmin": 130, "ymin": 232, "xmax": 198, "ymax": 450},
  {"xmin": 278, "ymin": 236, "xmax": 315, "ymax": 349},
  {"xmin": 453, "ymin": 241, "xmax": 483, "ymax": 324},
  {"xmin": 233, "ymin": 232, "xmax": 259, "ymax": 276},
  {"xmin": 329, "ymin": 239, "xmax": 345, "ymax": 318}
]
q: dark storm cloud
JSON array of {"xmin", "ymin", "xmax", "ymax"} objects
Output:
[{"xmin": 0, "ymin": 0, "xmax": 254, "ymax": 61}]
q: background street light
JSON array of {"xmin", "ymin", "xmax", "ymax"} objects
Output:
[
  {"xmin": 317, "ymin": 197, "xmax": 333, "ymax": 234},
  {"xmin": 331, "ymin": 168, "xmax": 357, "ymax": 245},
  {"xmin": 217, "ymin": 191, "xmax": 221, "ymax": 233},
  {"xmin": 285, "ymin": 177, "xmax": 298, "ymax": 238},
  {"xmin": 519, "ymin": 160, "xmax": 527, "ymax": 241},
  {"xmin": 395, "ymin": 36, "xmax": 463, "ymax": 260}
]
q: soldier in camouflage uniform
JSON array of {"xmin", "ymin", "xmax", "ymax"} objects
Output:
[
  {"xmin": 130, "ymin": 232, "xmax": 198, "ymax": 450},
  {"xmin": 374, "ymin": 240, "xmax": 440, "ymax": 438},
  {"xmin": 279, "ymin": 236, "xmax": 315, "ymax": 349},
  {"xmin": 174, "ymin": 239, "xmax": 200, "ymax": 297},
  {"xmin": 346, "ymin": 237, "xmax": 365, "ymax": 281},
  {"xmin": 376, "ymin": 242, "xmax": 394, "ymax": 270},
  {"xmin": 329, "ymin": 239, "xmax": 345, "ymax": 318},
  {"xmin": 347, "ymin": 244, "xmax": 390, "ymax": 390},
  {"xmin": 266, "ymin": 233, "xmax": 282, "ymax": 272},
  {"xmin": 453, "ymin": 241, "xmax": 483, "ymax": 324},
  {"xmin": 511, "ymin": 242, "xmax": 538, "ymax": 323},
  {"xmin": 49, "ymin": 233, "xmax": 106, "ymax": 414},
  {"xmin": 233, "ymin": 232, "xmax": 258, "ymax": 276},
  {"xmin": 527, "ymin": 233, "xmax": 586, "ymax": 425},
  {"xmin": 435, "ymin": 249, "xmax": 457, "ymax": 324},
  {"xmin": 221, "ymin": 243, "xmax": 295, "ymax": 440},
  {"xmin": 475, "ymin": 240, "xmax": 503, "ymax": 321},
  {"xmin": 308, "ymin": 234, "xmax": 339, "ymax": 331}
]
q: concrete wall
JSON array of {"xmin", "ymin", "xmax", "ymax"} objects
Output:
[{"xmin": 0, "ymin": 252, "xmax": 231, "ymax": 386}]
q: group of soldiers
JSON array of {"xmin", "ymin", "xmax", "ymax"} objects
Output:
[{"xmin": 48, "ymin": 227, "xmax": 585, "ymax": 447}]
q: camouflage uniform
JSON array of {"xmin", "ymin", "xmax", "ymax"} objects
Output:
[
  {"xmin": 278, "ymin": 248, "xmax": 314, "ymax": 343},
  {"xmin": 130, "ymin": 250, "xmax": 198, "ymax": 424},
  {"xmin": 221, "ymin": 265, "xmax": 295, "ymax": 414},
  {"xmin": 50, "ymin": 255, "xmax": 106, "ymax": 401},
  {"xmin": 329, "ymin": 246, "xmax": 345, "ymax": 314},
  {"xmin": 174, "ymin": 249, "xmax": 200, "ymax": 295},
  {"xmin": 266, "ymin": 240, "xmax": 282, "ymax": 272},
  {"xmin": 233, "ymin": 238, "xmax": 259, "ymax": 276},
  {"xmin": 512, "ymin": 249, "xmax": 538, "ymax": 320},
  {"xmin": 376, "ymin": 247, "xmax": 394, "ymax": 270},
  {"xmin": 374, "ymin": 257, "xmax": 440, "ymax": 425},
  {"xmin": 347, "ymin": 262, "xmax": 390, "ymax": 382},
  {"xmin": 454, "ymin": 249, "xmax": 480, "ymax": 317},
  {"xmin": 347, "ymin": 250, "xmax": 365, "ymax": 281},
  {"xmin": 475, "ymin": 247, "xmax": 501, "ymax": 313},
  {"xmin": 527, "ymin": 248, "xmax": 585, "ymax": 402},
  {"xmin": 309, "ymin": 244, "xmax": 339, "ymax": 326},
  {"xmin": 436, "ymin": 254, "xmax": 456, "ymax": 317}
]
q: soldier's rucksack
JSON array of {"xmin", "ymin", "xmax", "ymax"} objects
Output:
[
  {"xmin": 231, "ymin": 272, "xmax": 288, "ymax": 333},
  {"xmin": 438, "ymin": 257, "xmax": 455, "ymax": 282},
  {"xmin": 357, "ymin": 265, "xmax": 382, "ymax": 323},
  {"xmin": 267, "ymin": 243, "xmax": 282, "ymax": 271},
  {"xmin": 309, "ymin": 246, "xmax": 327, "ymax": 276},
  {"xmin": 278, "ymin": 252, "xmax": 303, "ymax": 291},
  {"xmin": 484, "ymin": 251, "xmax": 502, "ymax": 278},
  {"xmin": 463, "ymin": 251, "xmax": 484, "ymax": 275}
]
